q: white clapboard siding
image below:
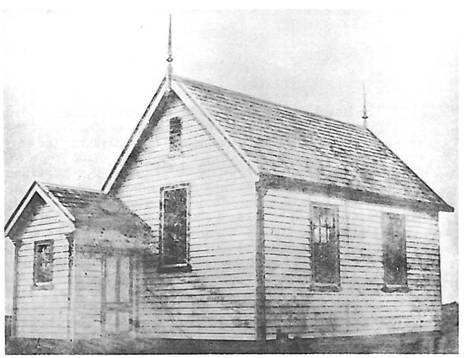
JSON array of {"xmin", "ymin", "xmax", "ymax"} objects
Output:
[
  {"xmin": 113, "ymin": 94, "xmax": 257, "ymax": 340},
  {"xmin": 73, "ymin": 251, "xmax": 103, "ymax": 339},
  {"xmin": 263, "ymin": 188, "xmax": 442, "ymax": 340},
  {"xmin": 14, "ymin": 199, "xmax": 73, "ymax": 339}
]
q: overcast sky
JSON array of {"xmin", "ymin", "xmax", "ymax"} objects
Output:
[{"xmin": 3, "ymin": 5, "xmax": 458, "ymax": 308}]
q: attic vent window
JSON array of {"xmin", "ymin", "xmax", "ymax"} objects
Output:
[
  {"xmin": 169, "ymin": 117, "xmax": 182, "ymax": 156},
  {"xmin": 382, "ymin": 213, "xmax": 408, "ymax": 292},
  {"xmin": 159, "ymin": 184, "xmax": 190, "ymax": 271},
  {"xmin": 309, "ymin": 205, "xmax": 340, "ymax": 291},
  {"xmin": 33, "ymin": 240, "xmax": 53, "ymax": 285}
]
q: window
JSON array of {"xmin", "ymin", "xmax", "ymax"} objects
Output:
[
  {"xmin": 33, "ymin": 240, "xmax": 53, "ymax": 284},
  {"xmin": 159, "ymin": 185, "xmax": 189, "ymax": 269},
  {"xmin": 309, "ymin": 205, "xmax": 340, "ymax": 289},
  {"xmin": 382, "ymin": 213, "xmax": 408, "ymax": 291},
  {"xmin": 169, "ymin": 117, "xmax": 182, "ymax": 155}
]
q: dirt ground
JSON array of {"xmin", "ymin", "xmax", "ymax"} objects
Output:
[
  {"xmin": 5, "ymin": 329, "xmax": 458, "ymax": 354},
  {"xmin": 5, "ymin": 303, "xmax": 458, "ymax": 354}
]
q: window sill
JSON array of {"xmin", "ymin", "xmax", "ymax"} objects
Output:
[
  {"xmin": 310, "ymin": 283, "xmax": 341, "ymax": 292},
  {"xmin": 32, "ymin": 282, "xmax": 54, "ymax": 291},
  {"xmin": 381, "ymin": 284, "xmax": 409, "ymax": 293},
  {"xmin": 158, "ymin": 263, "xmax": 192, "ymax": 273}
]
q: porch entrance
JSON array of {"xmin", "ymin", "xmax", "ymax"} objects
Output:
[{"xmin": 102, "ymin": 255, "xmax": 136, "ymax": 335}]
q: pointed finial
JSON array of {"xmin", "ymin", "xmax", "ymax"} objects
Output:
[
  {"xmin": 362, "ymin": 83, "xmax": 368, "ymax": 128},
  {"xmin": 166, "ymin": 14, "xmax": 173, "ymax": 87}
]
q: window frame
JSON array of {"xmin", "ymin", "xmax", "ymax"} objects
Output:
[
  {"xmin": 158, "ymin": 183, "xmax": 191, "ymax": 272},
  {"xmin": 168, "ymin": 117, "xmax": 182, "ymax": 157},
  {"xmin": 381, "ymin": 212, "xmax": 409, "ymax": 293},
  {"xmin": 309, "ymin": 203, "xmax": 341, "ymax": 292},
  {"xmin": 33, "ymin": 239, "xmax": 54, "ymax": 288}
]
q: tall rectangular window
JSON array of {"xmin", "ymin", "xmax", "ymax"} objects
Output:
[
  {"xmin": 169, "ymin": 117, "xmax": 182, "ymax": 155},
  {"xmin": 160, "ymin": 185, "xmax": 189, "ymax": 268},
  {"xmin": 310, "ymin": 205, "xmax": 340, "ymax": 288},
  {"xmin": 382, "ymin": 213, "xmax": 408, "ymax": 290},
  {"xmin": 33, "ymin": 240, "xmax": 53, "ymax": 284}
]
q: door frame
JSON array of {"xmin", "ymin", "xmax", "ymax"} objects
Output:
[{"xmin": 100, "ymin": 254, "xmax": 138, "ymax": 336}]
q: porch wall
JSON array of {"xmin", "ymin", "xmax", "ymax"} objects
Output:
[
  {"xmin": 13, "ymin": 198, "xmax": 72, "ymax": 339},
  {"xmin": 73, "ymin": 250, "xmax": 103, "ymax": 339}
]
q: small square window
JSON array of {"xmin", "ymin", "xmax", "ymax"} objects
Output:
[{"xmin": 34, "ymin": 240, "xmax": 53, "ymax": 284}]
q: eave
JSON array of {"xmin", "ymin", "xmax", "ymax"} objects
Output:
[
  {"xmin": 101, "ymin": 76, "xmax": 259, "ymax": 193},
  {"xmin": 260, "ymin": 173, "xmax": 454, "ymax": 214},
  {"xmin": 5, "ymin": 181, "xmax": 75, "ymax": 239}
]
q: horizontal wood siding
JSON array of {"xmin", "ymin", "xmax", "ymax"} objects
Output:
[
  {"xmin": 73, "ymin": 250, "xmax": 103, "ymax": 339},
  {"xmin": 113, "ymin": 94, "xmax": 257, "ymax": 340},
  {"xmin": 14, "ymin": 198, "xmax": 73, "ymax": 339},
  {"xmin": 263, "ymin": 188, "xmax": 441, "ymax": 339}
]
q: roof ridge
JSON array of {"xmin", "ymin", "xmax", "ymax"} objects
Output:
[
  {"xmin": 173, "ymin": 74, "xmax": 451, "ymax": 212},
  {"xmin": 173, "ymin": 74, "xmax": 366, "ymax": 131},
  {"xmin": 39, "ymin": 181, "xmax": 103, "ymax": 194}
]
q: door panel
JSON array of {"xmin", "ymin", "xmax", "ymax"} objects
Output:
[
  {"xmin": 102, "ymin": 255, "xmax": 135, "ymax": 335},
  {"xmin": 119, "ymin": 312, "xmax": 130, "ymax": 332},
  {"xmin": 105, "ymin": 311, "xmax": 118, "ymax": 334},
  {"xmin": 105, "ymin": 256, "xmax": 117, "ymax": 303},
  {"xmin": 119, "ymin": 257, "xmax": 130, "ymax": 302}
]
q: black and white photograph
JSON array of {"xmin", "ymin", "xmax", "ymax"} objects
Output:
[{"xmin": 2, "ymin": 2, "xmax": 460, "ymax": 354}]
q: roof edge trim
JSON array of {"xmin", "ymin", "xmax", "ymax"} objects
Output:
[
  {"xmin": 5, "ymin": 181, "xmax": 75, "ymax": 238},
  {"xmin": 102, "ymin": 77, "xmax": 169, "ymax": 193},
  {"xmin": 36, "ymin": 182, "xmax": 77, "ymax": 221},
  {"xmin": 260, "ymin": 174, "xmax": 454, "ymax": 213},
  {"xmin": 172, "ymin": 80, "xmax": 259, "ymax": 181},
  {"xmin": 365, "ymin": 129, "xmax": 453, "ymax": 212}
]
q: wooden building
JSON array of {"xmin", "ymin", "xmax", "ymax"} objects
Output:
[{"xmin": 5, "ymin": 73, "xmax": 453, "ymax": 346}]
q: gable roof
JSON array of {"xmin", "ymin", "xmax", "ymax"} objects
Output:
[
  {"xmin": 6, "ymin": 182, "xmax": 153, "ymax": 251},
  {"xmin": 174, "ymin": 76, "xmax": 452, "ymax": 212},
  {"xmin": 5, "ymin": 181, "xmax": 75, "ymax": 236},
  {"xmin": 43, "ymin": 183, "xmax": 102, "ymax": 212},
  {"xmin": 101, "ymin": 74, "xmax": 451, "ymax": 212},
  {"xmin": 101, "ymin": 77, "xmax": 258, "ymax": 193},
  {"xmin": 44, "ymin": 183, "xmax": 153, "ymax": 251}
]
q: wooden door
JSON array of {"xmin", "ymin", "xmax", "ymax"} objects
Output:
[{"xmin": 102, "ymin": 255, "xmax": 135, "ymax": 335}]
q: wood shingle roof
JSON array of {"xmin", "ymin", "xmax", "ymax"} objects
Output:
[
  {"xmin": 175, "ymin": 75, "xmax": 452, "ymax": 212},
  {"xmin": 6, "ymin": 182, "xmax": 153, "ymax": 250}
]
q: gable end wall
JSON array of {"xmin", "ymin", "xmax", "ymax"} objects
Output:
[{"xmin": 113, "ymin": 93, "xmax": 257, "ymax": 340}]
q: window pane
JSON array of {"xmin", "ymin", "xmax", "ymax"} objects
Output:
[
  {"xmin": 383, "ymin": 214, "xmax": 407, "ymax": 286},
  {"xmin": 34, "ymin": 241, "xmax": 53, "ymax": 283},
  {"xmin": 314, "ymin": 241, "xmax": 338, "ymax": 283},
  {"xmin": 162, "ymin": 187, "xmax": 188, "ymax": 265},
  {"xmin": 169, "ymin": 117, "xmax": 182, "ymax": 154},
  {"xmin": 311, "ymin": 206, "xmax": 339, "ymax": 284}
]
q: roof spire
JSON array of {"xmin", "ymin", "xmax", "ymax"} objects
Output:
[
  {"xmin": 362, "ymin": 83, "xmax": 368, "ymax": 128},
  {"xmin": 166, "ymin": 14, "xmax": 173, "ymax": 87}
]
